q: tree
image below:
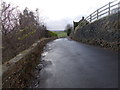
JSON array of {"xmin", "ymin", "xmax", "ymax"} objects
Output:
[
  {"xmin": 1, "ymin": 2, "xmax": 19, "ymax": 35},
  {"xmin": 2, "ymin": 2, "xmax": 48, "ymax": 63},
  {"xmin": 65, "ymin": 24, "xmax": 72, "ymax": 36}
]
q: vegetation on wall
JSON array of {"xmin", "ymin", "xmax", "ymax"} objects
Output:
[{"xmin": 64, "ymin": 24, "xmax": 73, "ymax": 36}]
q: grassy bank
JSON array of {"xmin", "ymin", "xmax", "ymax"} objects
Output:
[{"xmin": 53, "ymin": 31, "xmax": 67, "ymax": 38}]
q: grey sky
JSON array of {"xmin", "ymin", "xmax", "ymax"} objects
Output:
[{"xmin": 4, "ymin": 0, "xmax": 116, "ymax": 30}]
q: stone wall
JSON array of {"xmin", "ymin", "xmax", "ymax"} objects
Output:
[
  {"xmin": 71, "ymin": 12, "xmax": 120, "ymax": 51},
  {"xmin": 2, "ymin": 37, "xmax": 57, "ymax": 88}
]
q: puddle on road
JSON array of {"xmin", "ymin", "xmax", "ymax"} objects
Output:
[
  {"xmin": 29, "ymin": 38, "xmax": 69, "ymax": 88},
  {"xmin": 29, "ymin": 59, "xmax": 53, "ymax": 88},
  {"xmin": 54, "ymin": 38, "xmax": 67, "ymax": 42},
  {"xmin": 29, "ymin": 41, "xmax": 54, "ymax": 88}
]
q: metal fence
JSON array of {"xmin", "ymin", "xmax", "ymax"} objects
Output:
[{"xmin": 85, "ymin": 0, "xmax": 120, "ymax": 23}]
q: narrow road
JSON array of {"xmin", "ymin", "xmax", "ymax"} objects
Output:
[{"xmin": 31, "ymin": 38, "xmax": 118, "ymax": 88}]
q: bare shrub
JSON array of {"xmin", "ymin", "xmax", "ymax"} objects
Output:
[{"xmin": 2, "ymin": 2, "xmax": 49, "ymax": 63}]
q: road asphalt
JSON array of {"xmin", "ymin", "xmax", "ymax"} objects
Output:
[{"xmin": 30, "ymin": 38, "xmax": 118, "ymax": 88}]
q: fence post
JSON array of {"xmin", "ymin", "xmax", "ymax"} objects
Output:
[
  {"xmin": 97, "ymin": 9, "xmax": 99, "ymax": 19},
  {"xmin": 118, "ymin": 1, "xmax": 120, "ymax": 29},
  {"xmin": 118, "ymin": 1, "xmax": 120, "ymax": 13},
  {"xmin": 90, "ymin": 14, "xmax": 92, "ymax": 22},
  {"xmin": 109, "ymin": 2, "xmax": 111, "ymax": 15}
]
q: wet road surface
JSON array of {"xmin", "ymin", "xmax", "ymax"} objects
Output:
[{"xmin": 31, "ymin": 38, "xmax": 118, "ymax": 88}]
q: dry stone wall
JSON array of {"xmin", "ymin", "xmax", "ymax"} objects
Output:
[
  {"xmin": 71, "ymin": 12, "xmax": 120, "ymax": 51},
  {"xmin": 2, "ymin": 37, "xmax": 57, "ymax": 88}
]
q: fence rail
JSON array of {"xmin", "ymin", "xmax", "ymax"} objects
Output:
[{"xmin": 85, "ymin": 0, "xmax": 120, "ymax": 23}]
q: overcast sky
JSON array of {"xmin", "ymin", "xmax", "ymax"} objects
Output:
[{"xmin": 4, "ymin": 0, "xmax": 117, "ymax": 30}]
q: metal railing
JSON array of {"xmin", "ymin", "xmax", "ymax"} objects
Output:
[{"xmin": 85, "ymin": 0, "xmax": 120, "ymax": 23}]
